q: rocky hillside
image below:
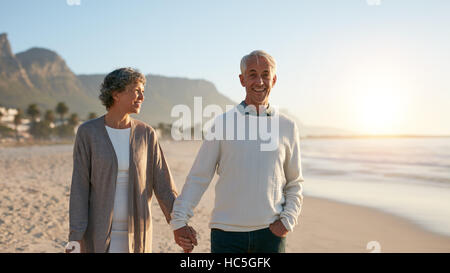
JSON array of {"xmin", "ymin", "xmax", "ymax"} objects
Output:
[{"xmin": 0, "ymin": 33, "xmax": 235, "ymax": 126}]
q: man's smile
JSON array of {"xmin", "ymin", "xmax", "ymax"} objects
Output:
[{"xmin": 252, "ymin": 87, "xmax": 266, "ymax": 92}]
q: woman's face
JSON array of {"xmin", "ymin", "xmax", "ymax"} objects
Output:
[{"xmin": 113, "ymin": 81, "xmax": 145, "ymax": 114}]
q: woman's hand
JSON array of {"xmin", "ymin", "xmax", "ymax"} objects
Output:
[{"xmin": 65, "ymin": 241, "xmax": 82, "ymax": 253}]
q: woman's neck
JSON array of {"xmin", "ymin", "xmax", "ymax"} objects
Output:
[{"xmin": 105, "ymin": 109, "xmax": 131, "ymax": 129}]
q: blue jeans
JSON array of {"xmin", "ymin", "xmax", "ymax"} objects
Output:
[{"xmin": 210, "ymin": 228, "xmax": 286, "ymax": 253}]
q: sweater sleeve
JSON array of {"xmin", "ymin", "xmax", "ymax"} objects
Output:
[
  {"xmin": 149, "ymin": 128, "xmax": 178, "ymax": 224},
  {"xmin": 170, "ymin": 138, "xmax": 220, "ymax": 230},
  {"xmin": 280, "ymin": 123, "xmax": 304, "ymax": 231},
  {"xmin": 68, "ymin": 125, "xmax": 91, "ymax": 241}
]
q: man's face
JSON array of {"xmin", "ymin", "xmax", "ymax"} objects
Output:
[{"xmin": 239, "ymin": 56, "xmax": 277, "ymax": 106}]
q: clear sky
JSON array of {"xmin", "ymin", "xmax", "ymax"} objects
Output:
[{"xmin": 1, "ymin": 0, "xmax": 450, "ymax": 135}]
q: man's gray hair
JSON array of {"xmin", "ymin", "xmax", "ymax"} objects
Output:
[
  {"xmin": 240, "ymin": 50, "xmax": 277, "ymax": 75},
  {"xmin": 99, "ymin": 67, "xmax": 146, "ymax": 110}
]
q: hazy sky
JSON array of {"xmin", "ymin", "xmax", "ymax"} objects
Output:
[{"xmin": 1, "ymin": 0, "xmax": 450, "ymax": 135}]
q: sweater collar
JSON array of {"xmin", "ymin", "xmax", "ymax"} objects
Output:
[{"xmin": 237, "ymin": 100, "xmax": 274, "ymax": 116}]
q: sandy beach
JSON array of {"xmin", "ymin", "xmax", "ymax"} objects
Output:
[{"xmin": 0, "ymin": 140, "xmax": 449, "ymax": 253}]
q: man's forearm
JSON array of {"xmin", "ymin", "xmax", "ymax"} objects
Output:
[{"xmin": 170, "ymin": 139, "xmax": 220, "ymax": 229}]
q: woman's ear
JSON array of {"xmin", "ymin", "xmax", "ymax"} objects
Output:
[{"xmin": 112, "ymin": 90, "xmax": 120, "ymax": 103}]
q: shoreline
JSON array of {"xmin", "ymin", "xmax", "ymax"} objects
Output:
[{"xmin": 1, "ymin": 133, "xmax": 450, "ymax": 147}]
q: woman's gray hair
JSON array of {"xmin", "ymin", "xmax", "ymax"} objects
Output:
[
  {"xmin": 240, "ymin": 50, "xmax": 277, "ymax": 75},
  {"xmin": 99, "ymin": 67, "xmax": 146, "ymax": 110}
]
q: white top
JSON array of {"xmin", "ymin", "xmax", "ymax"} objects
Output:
[
  {"xmin": 170, "ymin": 106, "xmax": 304, "ymax": 232},
  {"xmin": 105, "ymin": 126, "xmax": 131, "ymax": 231}
]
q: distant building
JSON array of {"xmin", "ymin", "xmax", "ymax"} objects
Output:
[
  {"xmin": 0, "ymin": 106, "xmax": 31, "ymax": 139},
  {"xmin": 0, "ymin": 107, "xmax": 18, "ymax": 123}
]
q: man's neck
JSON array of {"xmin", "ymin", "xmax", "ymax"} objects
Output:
[
  {"xmin": 243, "ymin": 98, "xmax": 269, "ymax": 114},
  {"xmin": 240, "ymin": 100, "xmax": 273, "ymax": 116}
]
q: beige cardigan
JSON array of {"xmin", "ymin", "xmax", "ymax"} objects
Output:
[{"xmin": 69, "ymin": 116, "xmax": 178, "ymax": 253}]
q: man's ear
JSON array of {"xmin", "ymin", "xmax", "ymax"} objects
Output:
[
  {"xmin": 239, "ymin": 74, "xmax": 246, "ymax": 87},
  {"xmin": 272, "ymin": 74, "xmax": 277, "ymax": 87}
]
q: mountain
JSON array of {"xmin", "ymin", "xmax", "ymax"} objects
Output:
[
  {"xmin": 16, "ymin": 47, "xmax": 84, "ymax": 97},
  {"xmin": 0, "ymin": 33, "xmax": 235, "ymax": 126},
  {"xmin": 78, "ymin": 74, "xmax": 236, "ymax": 125},
  {"xmin": 0, "ymin": 33, "xmax": 33, "ymax": 87},
  {"xmin": 0, "ymin": 33, "xmax": 36, "ymax": 105},
  {"xmin": 0, "ymin": 33, "xmax": 102, "ymax": 116},
  {"xmin": 0, "ymin": 33, "xmax": 353, "ymax": 136},
  {"xmin": 15, "ymin": 47, "xmax": 102, "ymax": 116}
]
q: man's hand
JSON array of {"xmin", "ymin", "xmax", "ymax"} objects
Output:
[
  {"xmin": 269, "ymin": 219, "xmax": 289, "ymax": 238},
  {"xmin": 173, "ymin": 225, "xmax": 198, "ymax": 253}
]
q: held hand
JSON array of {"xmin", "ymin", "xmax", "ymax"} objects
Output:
[
  {"xmin": 173, "ymin": 225, "xmax": 198, "ymax": 253},
  {"xmin": 269, "ymin": 219, "xmax": 289, "ymax": 238}
]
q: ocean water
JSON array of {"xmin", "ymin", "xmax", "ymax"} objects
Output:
[{"xmin": 300, "ymin": 137, "xmax": 450, "ymax": 237}]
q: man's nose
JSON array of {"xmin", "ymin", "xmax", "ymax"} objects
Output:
[{"xmin": 255, "ymin": 76, "xmax": 264, "ymax": 85}]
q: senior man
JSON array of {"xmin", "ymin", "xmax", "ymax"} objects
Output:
[{"xmin": 171, "ymin": 50, "xmax": 304, "ymax": 253}]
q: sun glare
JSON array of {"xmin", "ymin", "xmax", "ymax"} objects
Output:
[{"xmin": 356, "ymin": 86, "xmax": 405, "ymax": 135}]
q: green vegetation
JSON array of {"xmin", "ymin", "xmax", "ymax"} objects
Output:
[
  {"xmin": 157, "ymin": 122, "xmax": 172, "ymax": 139},
  {"xmin": 0, "ymin": 102, "xmax": 82, "ymax": 142},
  {"xmin": 44, "ymin": 110, "xmax": 55, "ymax": 123},
  {"xmin": 0, "ymin": 123, "xmax": 15, "ymax": 138},
  {"xmin": 55, "ymin": 102, "xmax": 69, "ymax": 124},
  {"xmin": 13, "ymin": 108, "xmax": 23, "ymax": 141},
  {"xmin": 29, "ymin": 120, "xmax": 52, "ymax": 139},
  {"xmin": 26, "ymin": 104, "xmax": 40, "ymax": 123},
  {"xmin": 87, "ymin": 112, "xmax": 97, "ymax": 120}
]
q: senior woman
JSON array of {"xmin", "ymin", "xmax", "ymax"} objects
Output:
[{"xmin": 65, "ymin": 68, "xmax": 196, "ymax": 253}]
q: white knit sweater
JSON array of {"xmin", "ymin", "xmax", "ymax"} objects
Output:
[{"xmin": 170, "ymin": 106, "xmax": 304, "ymax": 232}]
